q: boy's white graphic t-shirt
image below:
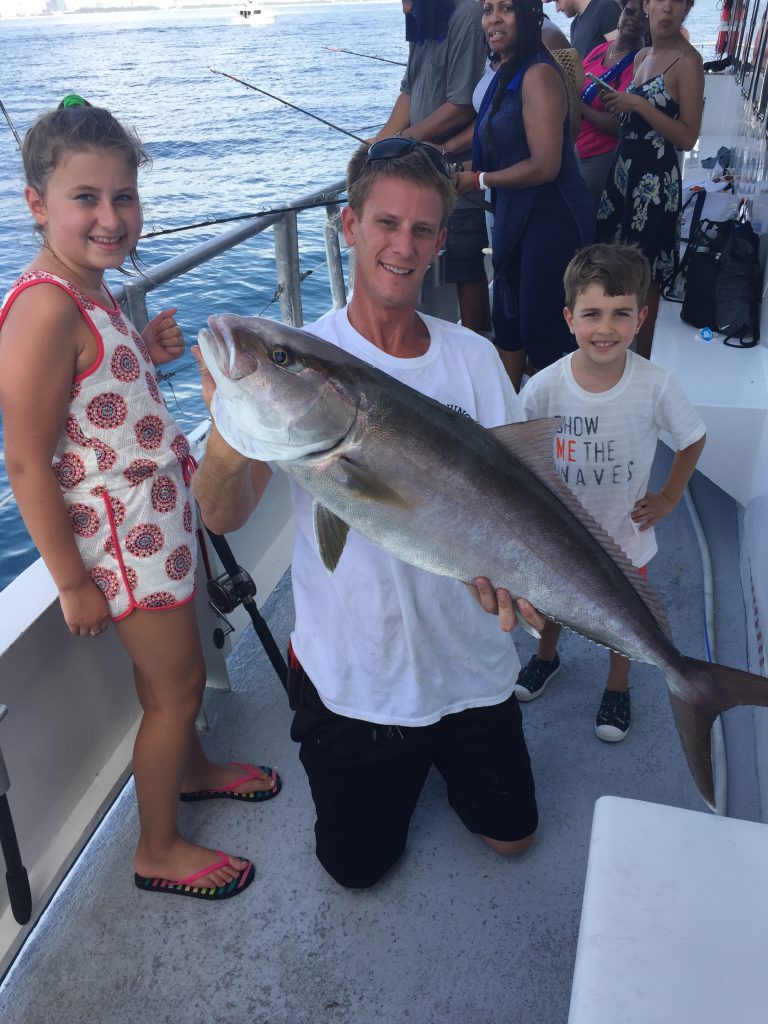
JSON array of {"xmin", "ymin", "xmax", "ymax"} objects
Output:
[{"xmin": 519, "ymin": 350, "xmax": 706, "ymax": 567}]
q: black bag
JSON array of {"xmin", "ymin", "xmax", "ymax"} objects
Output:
[{"xmin": 667, "ymin": 216, "xmax": 762, "ymax": 348}]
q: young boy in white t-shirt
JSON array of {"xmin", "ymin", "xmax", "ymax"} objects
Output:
[{"xmin": 515, "ymin": 243, "xmax": 706, "ymax": 741}]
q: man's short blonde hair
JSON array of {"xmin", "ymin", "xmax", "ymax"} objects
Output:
[{"xmin": 346, "ymin": 142, "xmax": 456, "ymax": 228}]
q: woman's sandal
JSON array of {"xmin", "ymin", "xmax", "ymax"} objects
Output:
[{"xmin": 179, "ymin": 763, "xmax": 281, "ymax": 803}]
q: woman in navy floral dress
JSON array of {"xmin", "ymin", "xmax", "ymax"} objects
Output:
[{"xmin": 596, "ymin": 0, "xmax": 704, "ymax": 356}]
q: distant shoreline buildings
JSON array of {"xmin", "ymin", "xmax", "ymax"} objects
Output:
[
  {"xmin": 1, "ymin": 0, "xmax": 245, "ymax": 16},
  {"xmin": 2, "ymin": 0, "xmax": 383, "ymax": 16}
]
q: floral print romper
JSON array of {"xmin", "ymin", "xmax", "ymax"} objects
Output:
[
  {"xmin": 0, "ymin": 272, "xmax": 197, "ymax": 619},
  {"xmin": 596, "ymin": 57, "xmax": 682, "ymax": 286}
]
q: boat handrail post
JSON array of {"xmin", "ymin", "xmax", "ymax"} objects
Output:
[
  {"xmin": 324, "ymin": 203, "xmax": 347, "ymax": 309},
  {"xmin": 119, "ymin": 284, "xmax": 150, "ymax": 334},
  {"xmin": 273, "ymin": 211, "xmax": 304, "ymax": 327}
]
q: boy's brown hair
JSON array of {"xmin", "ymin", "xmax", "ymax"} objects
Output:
[{"xmin": 564, "ymin": 243, "xmax": 651, "ymax": 310}]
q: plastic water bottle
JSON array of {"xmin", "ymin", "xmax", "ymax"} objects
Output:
[{"xmin": 699, "ymin": 326, "xmax": 714, "ymax": 342}]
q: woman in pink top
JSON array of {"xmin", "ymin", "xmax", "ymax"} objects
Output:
[{"xmin": 577, "ymin": 0, "xmax": 648, "ymax": 209}]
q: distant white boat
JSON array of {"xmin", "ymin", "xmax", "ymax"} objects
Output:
[{"xmin": 237, "ymin": 1, "xmax": 262, "ymax": 21}]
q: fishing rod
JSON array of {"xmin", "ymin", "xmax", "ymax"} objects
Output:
[
  {"xmin": 140, "ymin": 192, "xmax": 346, "ymax": 240},
  {"xmin": 0, "ymin": 99, "xmax": 22, "ymax": 150},
  {"xmin": 209, "ymin": 67, "xmax": 366, "ymax": 142},
  {"xmin": 325, "ymin": 46, "xmax": 406, "ymax": 67}
]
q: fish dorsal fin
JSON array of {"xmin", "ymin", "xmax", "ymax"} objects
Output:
[
  {"xmin": 490, "ymin": 419, "xmax": 564, "ymax": 485},
  {"xmin": 313, "ymin": 502, "xmax": 350, "ymax": 573},
  {"xmin": 338, "ymin": 457, "xmax": 409, "ymax": 507},
  {"xmin": 489, "ymin": 419, "xmax": 672, "ymax": 641}
]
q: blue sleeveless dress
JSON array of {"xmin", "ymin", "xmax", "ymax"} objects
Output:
[
  {"xmin": 596, "ymin": 70, "xmax": 682, "ymax": 286},
  {"xmin": 473, "ymin": 52, "xmax": 594, "ymax": 369}
]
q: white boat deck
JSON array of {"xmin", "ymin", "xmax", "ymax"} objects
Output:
[{"xmin": 0, "ymin": 445, "xmax": 760, "ymax": 1024}]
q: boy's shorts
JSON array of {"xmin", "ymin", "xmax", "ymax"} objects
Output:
[
  {"xmin": 442, "ymin": 206, "xmax": 489, "ymax": 284},
  {"xmin": 289, "ymin": 653, "xmax": 538, "ymax": 889}
]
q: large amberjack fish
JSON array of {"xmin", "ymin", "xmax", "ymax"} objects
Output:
[{"xmin": 198, "ymin": 313, "xmax": 768, "ymax": 810}]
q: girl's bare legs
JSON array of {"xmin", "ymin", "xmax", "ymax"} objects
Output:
[
  {"xmin": 116, "ymin": 603, "xmax": 265, "ymax": 886},
  {"xmin": 635, "ymin": 281, "xmax": 659, "ymax": 359}
]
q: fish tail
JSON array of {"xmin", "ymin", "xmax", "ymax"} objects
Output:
[{"xmin": 666, "ymin": 657, "xmax": 768, "ymax": 811}]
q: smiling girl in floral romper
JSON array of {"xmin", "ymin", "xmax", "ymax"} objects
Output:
[{"xmin": 0, "ymin": 97, "xmax": 279, "ymax": 902}]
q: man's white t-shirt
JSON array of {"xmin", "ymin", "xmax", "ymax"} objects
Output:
[
  {"xmin": 288, "ymin": 307, "xmax": 522, "ymax": 726},
  {"xmin": 518, "ymin": 350, "xmax": 706, "ymax": 567}
]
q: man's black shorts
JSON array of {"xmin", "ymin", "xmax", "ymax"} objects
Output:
[{"xmin": 290, "ymin": 658, "xmax": 538, "ymax": 888}]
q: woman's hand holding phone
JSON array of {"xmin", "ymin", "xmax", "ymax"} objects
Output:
[{"xmin": 585, "ymin": 71, "xmax": 618, "ymax": 95}]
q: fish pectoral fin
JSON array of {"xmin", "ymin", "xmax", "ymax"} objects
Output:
[
  {"xmin": 313, "ymin": 502, "xmax": 351, "ymax": 573},
  {"xmin": 516, "ymin": 611, "xmax": 542, "ymax": 641},
  {"xmin": 338, "ymin": 459, "xmax": 409, "ymax": 507}
]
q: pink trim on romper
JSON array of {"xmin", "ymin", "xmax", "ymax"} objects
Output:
[
  {"xmin": 0, "ymin": 275, "xmax": 108, "ymax": 380},
  {"xmin": 96, "ymin": 470, "xmax": 197, "ymax": 623}
]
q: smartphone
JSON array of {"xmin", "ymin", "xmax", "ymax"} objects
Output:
[{"xmin": 585, "ymin": 72, "xmax": 618, "ymax": 95}]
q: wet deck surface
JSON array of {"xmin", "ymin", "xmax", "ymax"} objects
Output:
[{"xmin": 0, "ymin": 446, "xmax": 759, "ymax": 1024}]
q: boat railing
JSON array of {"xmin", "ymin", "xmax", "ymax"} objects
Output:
[{"xmin": 114, "ymin": 177, "xmax": 348, "ymax": 331}]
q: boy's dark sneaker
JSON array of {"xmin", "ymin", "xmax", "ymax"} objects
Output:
[
  {"xmin": 513, "ymin": 653, "xmax": 561, "ymax": 702},
  {"xmin": 595, "ymin": 688, "xmax": 631, "ymax": 742}
]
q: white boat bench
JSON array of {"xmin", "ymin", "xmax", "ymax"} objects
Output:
[
  {"xmin": 652, "ymin": 287, "xmax": 768, "ymax": 509},
  {"xmin": 567, "ymin": 796, "xmax": 768, "ymax": 1024}
]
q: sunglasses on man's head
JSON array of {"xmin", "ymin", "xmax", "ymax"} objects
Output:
[{"xmin": 366, "ymin": 137, "xmax": 453, "ymax": 180}]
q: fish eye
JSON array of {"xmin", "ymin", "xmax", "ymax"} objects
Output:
[{"xmin": 271, "ymin": 347, "xmax": 291, "ymax": 366}]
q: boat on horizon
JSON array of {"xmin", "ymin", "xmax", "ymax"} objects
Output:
[{"xmin": 236, "ymin": 0, "xmax": 270, "ymax": 23}]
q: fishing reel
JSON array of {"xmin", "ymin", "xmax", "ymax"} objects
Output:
[{"xmin": 207, "ymin": 566, "xmax": 257, "ymax": 649}]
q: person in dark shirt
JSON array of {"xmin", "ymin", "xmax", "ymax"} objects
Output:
[
  {"xmin": 373, "ymin": 0, "xmax": 492, "ymax": 335},
  {"xmin": 550, "ymin": 0, "xmax": 620, "ymax": 57}
]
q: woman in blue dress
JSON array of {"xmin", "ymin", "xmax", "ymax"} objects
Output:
[
  {"xmin": 457, "ymin": 0, "xmax": 593, "ymax": 391},
  {"xmin": 597, "ymin": 0, "xmax": 704, "ymax": 357}
]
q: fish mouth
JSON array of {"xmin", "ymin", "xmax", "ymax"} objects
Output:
[
  {"xmin": 198, "ymin": 319, "xmax": 359, "ymax": 460},
  {"xmin": 198, "ymin": 322, "xmax": 242, "ymax": 379}
]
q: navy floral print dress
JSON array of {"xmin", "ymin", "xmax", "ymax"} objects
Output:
[{"xmin": 596, "ymin": 68, "xmax": 682, "ymax": 286}]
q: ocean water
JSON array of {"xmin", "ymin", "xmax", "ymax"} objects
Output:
[{"xmin": 0, "ymin": 0, "xmax": 720, "ymax": 590}]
